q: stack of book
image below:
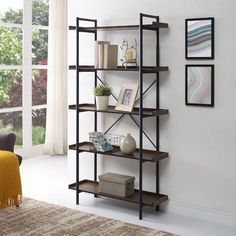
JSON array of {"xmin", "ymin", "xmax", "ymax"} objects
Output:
[{"xmin": 95, "ymin": 41, "xmax": 118, "ymax": 69}]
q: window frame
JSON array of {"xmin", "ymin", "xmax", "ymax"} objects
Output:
[{"xmin": 0, "ymin": 0, "xmax": 48, "ymax": 157}]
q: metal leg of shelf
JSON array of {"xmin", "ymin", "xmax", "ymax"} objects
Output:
[
  {"xmin": 94, "ymin": 20, "xmax": 98, "ymax": 198},
  {"xmin": 94, "ymin": 153, "xmax": 98, "ymax": 198},
  {"xmin": 139, "ymin": 13, "xmax": 144, "ymax": 220},
  {"xmin": 94, "ymin": 107, "xmax": 98, "ymax": 195},
  {"xmin": 75, "ymin": 17, "xmax": 98, "ymax": 203},
  {"xmin": 155, "ymin": 16, "xmax": 160, "ymax": 212},
  {"xmin": 76, "ymin": 17, "xmax": 80, "ymax": 205},
  {"xmin": 155, "ymin": 162, "xmax": 160, "ymax": 211},
  {"xmin": 76, "ymin": 155, "xmax": 79, "ymax": 204},
  {"xmin": 139, "ymin": 157, "xmax": 143, "ymax": 220},
  {"xmin": 94, "ymin": 154, "xmax": 97, "ymax": 180},
  {"xmin": 156, "ymin": 161, "xmax": 160, "ymax": 192},
  {"xmin": 76, "ymin": 151, "xmax": 79, "ymax": 204}
]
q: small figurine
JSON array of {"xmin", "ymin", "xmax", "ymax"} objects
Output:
[{"xmin": 120, "ymin": 39, "xmax": 138, "ymax": 69}]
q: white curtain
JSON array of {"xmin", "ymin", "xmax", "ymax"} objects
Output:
[{"xmin": 44, "ymin": 0, "xmax": 68, "ymax": 155}]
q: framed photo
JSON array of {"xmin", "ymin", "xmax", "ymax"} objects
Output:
[
  {"xmin": 115, "ymin": 83, "xmax": 139, "ymax": 112},
  {"xmin": 185, "ymin": 17, "xmax": 214, "ymax": 59},
  {"xmin": 185, "ymin": 65, "xmax": 214, "ymax": 107}
]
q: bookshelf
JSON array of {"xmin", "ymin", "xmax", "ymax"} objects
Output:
[{"xmin": 68, "ymin": 13, "xmax": 169, "ymax": 220}]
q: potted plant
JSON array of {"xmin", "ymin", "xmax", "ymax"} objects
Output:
[{"xmin": 94, "ymin": 85, "xmax": 112, "ymax": 110}]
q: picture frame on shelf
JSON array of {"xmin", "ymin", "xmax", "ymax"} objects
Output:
[
  {"xmin": 185, "ymin": 17, "xmax": 214, "ymax": 59},
  {"xmin": 115, "ymin": 83, "xmax": 139, "ymax": 112},
  {"xmin": 185, "ymin": 64, "xmax": 214, "ymax": 107}
]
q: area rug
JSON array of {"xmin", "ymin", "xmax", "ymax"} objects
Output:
[{"xmin": 0, "ymin": 198, "xmax": 177, "ymax": 236}]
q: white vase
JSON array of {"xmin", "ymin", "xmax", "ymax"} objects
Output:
[
  {"xmin": 96, "ymin": 96, "xmax": 109, "ymax": 110},
  {"xmin": 120, "ymin": 133, "xmax": 136, "ymax": 154}
]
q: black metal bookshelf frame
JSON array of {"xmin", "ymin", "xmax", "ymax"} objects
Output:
[{"xmin": 70, "ymin": 13, "xmax": 168, "ymax": 220}]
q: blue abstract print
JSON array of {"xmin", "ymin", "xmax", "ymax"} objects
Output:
[{"xmin": 187, "ymin": 20, "xmax": 212, "ymax": 58}]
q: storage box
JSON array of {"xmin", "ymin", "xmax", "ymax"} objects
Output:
[{"xmin": 99, "ymin": 172, "xmax": 135, "ymax": 197}]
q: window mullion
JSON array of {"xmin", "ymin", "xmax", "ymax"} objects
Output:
[
  {"xmin": 0, "ymin": 65, "xmax": 23, "ymax": 70},
  {"xmin": 0, "ymin": 107, "xmax": 23, "ymax": 114},
  {"xmin": 23, "ymin": 0, "xmax": 32, "ymax": 149},
  {"xmin": 0, "ymin": 22, "xmax": 23, "ymax": 29}
]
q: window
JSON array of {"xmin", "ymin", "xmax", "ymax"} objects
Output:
[{"xmin": 0, "ymin": 0, "xmax": 49, "ymax": 154}]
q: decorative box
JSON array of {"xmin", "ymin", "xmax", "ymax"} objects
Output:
[{"xmin": 99, "ymin": 172, "xmax": 135, "ymax": 197}]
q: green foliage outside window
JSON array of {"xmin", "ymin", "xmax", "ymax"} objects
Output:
[
  {"xmin": 0, "ymin": 0, "xmax": 49, "ymax": 146},
  {"xmin": 0, "ymin": 28, "xmax": 22, "ymax": 104}
]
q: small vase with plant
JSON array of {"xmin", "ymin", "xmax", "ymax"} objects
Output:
[{"xmin": 94, "ymin": 84, "xmax": 112, "ymax": 110}]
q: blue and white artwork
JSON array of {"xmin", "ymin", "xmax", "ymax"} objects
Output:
[{"xmin": 186, "ymin": 18, "xmax": 214, "ymax": 59}]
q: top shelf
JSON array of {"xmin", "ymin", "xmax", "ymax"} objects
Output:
[
  {"xmin": 69, "ymin": 65, "xmax": 169, "ymax": 73},
  {"xmin": 69, "ymin": 22, "xmax": 168, "ymax": 32}
]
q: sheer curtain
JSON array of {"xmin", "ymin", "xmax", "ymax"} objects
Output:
[{"xmin": 44, "ymin": 0, "xmax": 68, "ymax": 155}]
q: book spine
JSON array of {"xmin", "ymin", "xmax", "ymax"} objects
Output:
[
  {"xmin": 94, "ymin": 42, "xmax": 99, "ymax": 68},
  {"xmin": 98, "ymin": 44, "xmax": 104, "ymax": 68},
  {"xmin": 104, "ymin": 45, "xmax": 118, "ymax": 69},
  {"xmin": 103, "ymin": 44, "xmax": 109, "ymax": 69},
  {"xmin": 95, "ymin": 41, "xmax": 110, "ymax": 68}
]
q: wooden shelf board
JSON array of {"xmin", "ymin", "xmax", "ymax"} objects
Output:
[
  {"xmin": 68, "ymin": 180, "xmax": 168, "ymax": 207},
  {"xmin": 69, "ymin": 22, "xmax": 168, "ymax": 31},
  {"xmin": 69, "ymin": 142, "xmax": 168, "ymax": 162},
  {"xmin": 68, "ymin": 65, "xmax": 169, "ymax": 73},
  {"xmin": 69, "ymin": 103, "xmax": 169, "ymax": 117}
]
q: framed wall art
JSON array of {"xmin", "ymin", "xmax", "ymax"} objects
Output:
[
  {"xmin": 115, "ymin": 83, "xmax": 139, "ymax": 112},
  {"xmin": 185, "ymin": 17, "xmax": 214, "ymax": 59},
  {"xmin": 185, "ymin": 65, "xmax": 214, "ymax": 107}
]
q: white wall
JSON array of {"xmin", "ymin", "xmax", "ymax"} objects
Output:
[{"xmin": 68, "ymin": 0, "xmax": 236, "ymax": 226}]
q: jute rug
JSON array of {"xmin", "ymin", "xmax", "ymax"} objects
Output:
[{"xmin": 0, "ymin": 198, "xmax": 177, "ymax": 236}]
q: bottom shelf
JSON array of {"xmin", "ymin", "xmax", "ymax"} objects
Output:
[{"xmin": 68, "ymin": 180, "xmax": 168, "ymax": 207}]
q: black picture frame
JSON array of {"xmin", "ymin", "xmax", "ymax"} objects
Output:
[
  {"xmin": 185, "ymin": 17, "xmax": 214, "ymax": 59},
  {"xmin": 185, "ymin": 65, "xmax": 214, "ymax": 107}
]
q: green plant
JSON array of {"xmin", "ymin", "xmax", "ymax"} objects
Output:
[
  {"xmin": 32, "ymin": 126, "xmax": 45, "ymax": 145},
  {"xmin": 94, "ymin": 85, "xmax": 112, "ymax": 96}
]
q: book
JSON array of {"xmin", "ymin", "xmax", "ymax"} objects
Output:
[
  {"xmin": 103, "ymin": 44, "xmax": 118, "ymax": 69},
  {"xmin": 94, "ymin": 41, "xmax": 110, "ymax": 68}
]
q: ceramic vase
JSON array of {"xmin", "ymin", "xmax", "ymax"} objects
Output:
[
  {"xmin": 96, "ymin": 96, "xmax": 109, "ymax": 110},
  {"xmin": 120, "ymin": 133, "xmax": 136, "ymax": 154}
]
